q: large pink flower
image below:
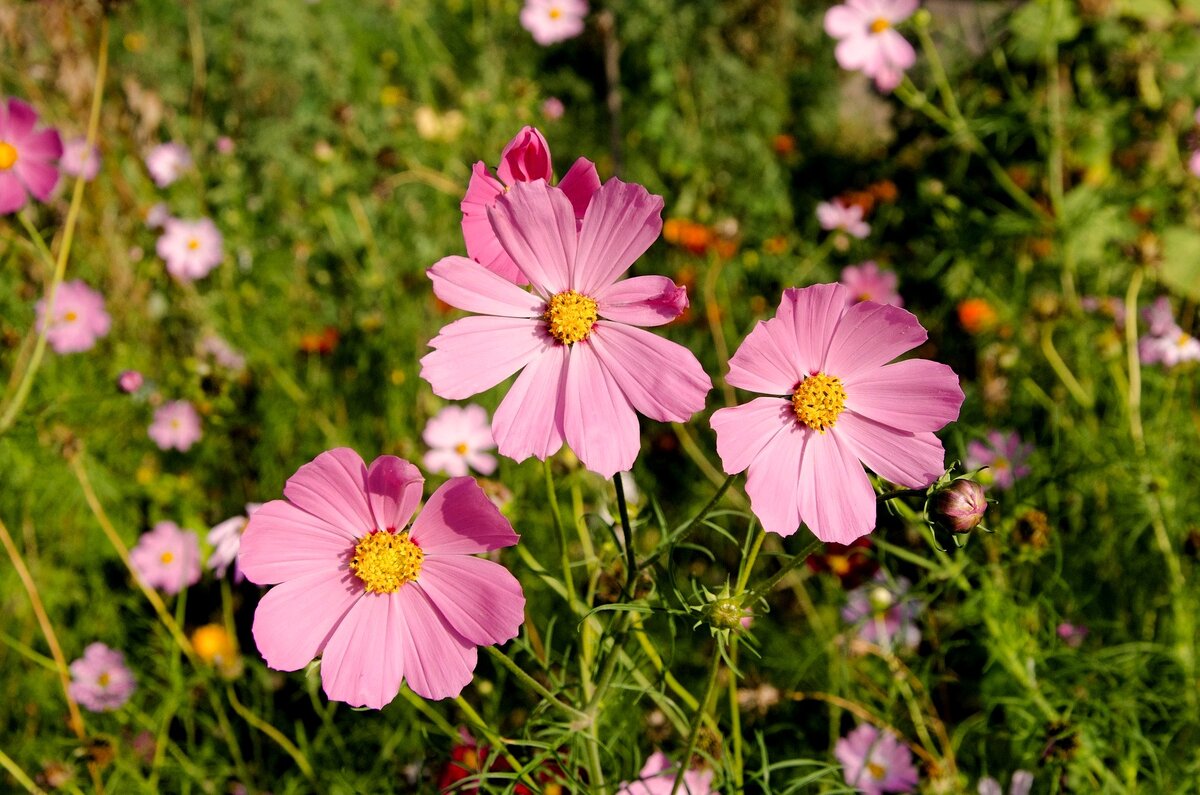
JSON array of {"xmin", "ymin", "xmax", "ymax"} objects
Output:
[
  {"xmin": 0, "ymin": 98, "xmax": 62, "ymax": 214},
  {"xmin": 35, "ymin": 279, "xmax": 112, "ymax": 354},
  {"xmin": 422, "ymin": 179, "xmax": 711, "ymax": 479},
  {"xmin": 824, "ymin": 0, "xmax": 918, "ymax": 92},
  {"xmin": 461, "ymin": 126, "xmax": 600, "ymax": 284},
  {"xmin": 239, "ymin": 448, "xmax": 525, "ymax": 707},
  {"xmin": 710, "ymin": 284, "xmax": 962, "ymax": 543}
]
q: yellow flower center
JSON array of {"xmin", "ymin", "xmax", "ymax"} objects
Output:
[
  {"xmin": 544, "ymin": 290, "xmax": 598, "ymax": 345},
  {"xmin": 791, "ymin": 373, "xmax": 846, "ymax": 432},
  {"xmin": 160, "ymin": 551, "xmax": 174, "ymax": 564},
  {"xmin": 454, "ymin": 442, "xmax": 469, "ymax": 455},
  {"xmin": 63, "ymin": 311, "xmax": 78, "ymax": 322},
  {"xmin": 549, "ymin": 6, "xmax": 562, "ymax": 19},
  {"xmin": 97, "ymin": 672, "xmax": 111, "ymax": 687},
  {"xmin": 828, "ymin": 555, "xmax": 851, "ymax": 576},
  {"xmin": 870, "ymin": 17, "xmax": 890, "ymax": 33},
  {"xmin": 349, "ymin": 530, "xmax": 423, "ymax": 594},
  {"xmin": 0, "ymin": 141, "xmax": 17, "ymax": 170},
  {"xmin": 867, "ymin": 762, "xmax": 887, "ymax": 779},
  {"xmin": 1178, "ymin": 331, "xmax": 1191, "ymax": 347},
  {"xmin": 187, "ymin": 238, "xmax": 200, "ymax": 251}
]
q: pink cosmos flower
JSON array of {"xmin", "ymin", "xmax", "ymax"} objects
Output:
[
  {"xmin": 841, "ymin": 574, "xmax": 921, "ymax": 652},
  {"xmin": 149, "ymin": 400, "xmax": 203, "ymax": 451},
  {"xmin": 817, "ymin": 199, "xmax": 871, "ymax": 239},
  {"xmin": 461, "ymin": 126, "xmax": 600, "ymax": 284},
  {"xmin": 542, "ymin": 97, "xmax": 566, "ymax": 120},
  {"xmin": 1056, "ymin": 622, "xmax": 1088, "ymax": 649},
  {"xmin": 965, "ymin": 430, "xmax": 1031, "ymax": 491},
  {"xmin": 1138, "ymin": 296, "xmax": 1200, "ymax": 368},
  {"xmin": 710, "ymin": 284, "xmax": 962, "ymax": 543},
  {"xmin": 423, "ymin": 404, "xmax": 498, "ymax": 477},
  {"xmin": 68, "ymin": 643, "xmax": 136, "ymax": 712},
  {"xmin": 1189, "ymin": 149, "xmax": 1200, "ymax": 178},
  {"xmin": 423, "ymin": 178, "xmax": 711, "ymax": 479},
  {"xmin": 520, "ymin": 0, "xmax": 588, "ymax": 46},
  {"xmin": 35, "ymin": 279, "xmax": 112, "ymax": 354},
  {"xmin": 835, "ymin": 724, "xmax": 919, "ymax": 795},
  {"xmin": 118, "ymin": 370, "xmax": 144, "ymax": 393},
  {"xmin": 824, "ymin": 0, "xmax": 918, "ymax": 92},
  {"xmin": 157, "ymin": 217, "xmax": 223, "ymax": 281},
  {"xmin": 208, "ymin": 503, "xmax": 262, "ymax": 581},
  {"xmin": 840, "ymin": 261, "xmax": 903, "ymax": 307},
  {"xmin": 616, "ymin": 752, "xmax": 716, "ymax": 795},
  {"xmin": 239, "ymin": 448, "xmax": 526, "ymax": 707},
  {"xmin": 978, "ymin": 771, "xmax": 1033, "ymax": 795},
  {"xmin": 216, "ymin": 136, "xmax": 235, "ymax": 155},
  {"xmin": 145, "ymin": 142, "xmax": 191, "ymax": 188},
  {"xmin": 129, "ymin": 521, "xmax": 202, "ymax": 595},
  {"xmin": 0, "ymin": 98, "xmax": 63, "ymax": 214},
  {"xmin": 60, "ymin": 136, "xmax": 100, "ymax": 181}
]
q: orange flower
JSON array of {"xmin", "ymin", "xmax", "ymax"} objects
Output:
[
  {"xmin": 958, "ymin": 298, "xmax": 998, "ymax": 334},
  {"xmin": 771, "ymin": 134, "xmax": 796, "ymax": 156},
  {"xmin": 299, "ymin": 326, "xmax": 340, "ymax": 354},
  {"xmin": 867, "ymin": 179, "xmax": 898, "ymax": 204}
]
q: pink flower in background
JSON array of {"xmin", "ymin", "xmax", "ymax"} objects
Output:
[
  {"xmin": 0, "ymin": 97, "xmax": 63, "ymax": 214},
  {"xmin": 978, "ymin": 771, "xmax": 1033, "ymax": 795},
  {"xmin": 461, "ymin": 126, "xmax": 600, "ymax": 284},
  {"xmin": 157, "ymin": 217, "xmax": 223, "ymax": 281},
  {"xmin": 60, "ymin": 136, "xmax": 101, "ymax": 181},
  {"xmin": 208, "ymin": 503, "xmax": 261, "ymax": 581},
  {"xmin": 68, "ymin": 643, "xmax": 136, "ymax": 712},
  {"xmin": 965, "ymin": 430, "xmax": 1031, "ymax": 491},
  {"xmin": 35, "ymin": 279, "xmax": 112, "ymax": 354},
  {"xmin": 199, "ymin": 334, "xmax": 247, "ymax": 373},
  {"xmin": 118, "ymin": 370, "xmax": 144, "ymax": 393},
  {"xmin": 149, "ymin": 400, "xmax": 203, "ymax": 451},
  {"xmin": 424, "ymin": 179, "xmax": 711, "ymax": 478},
  {"xmin": 824, "ymin": 0, "xmax": 918, "ymax": 92},
  {"xmin": 542, "ymin": 97, "xmax": 566, "ymax": 120},
  {"xmin": 616, "ymin": 752, "xmax": 716, "ymax": 795},
  {"xmin": 1143, "ymin": 296, "xmax": 1175, "ymax": 336},
  {"xmin": 835, "ymin": 724, "xmax": 919, "ymax": 794},
  {"xmin": 145, "ymin": 202, "xmax": 171, "ymax": 229},
  {"xmin": 711, "ymin": 284, "xmax": 962, "ymax": 543},
  {"xmin": 1138, "ymin": 296, "xmax": 1200, "ymax": 368},
  {"xmin": 841, "ymin": 574, "xmax": 922, "ymax": 651},
  {"xmin": 129, "ymin": 521, "xmax": 202, "ymax": 595},
  {"xmin": 840, "ymin": 261, "xmax": 903, "ymax": 306},
  {"xmin": 423, "ymin": 404, "xmax": 498, "ymax": 477},
  {"xmin": 520, "ymin": 0, "xmax": 588, "ymax": 46},
  {"xmin": 1189, "ymin": 149, "xmax": 1200, "ymax": 178},
  {"xmin": 817, "ymin": 199, "xmax": 871, "ymax": 238},
  {"xmin": 240, "ymin": 448, "xmax": 526, "ymax": 707},
  {"xmin": 1080, "ymin": 295, "xmax": 1126, "ymax": 330},
  {"xmin": 1056, "ymin": 622, "xmax": 1088, "ymax": 649},
  {"xmin": 216, "ymin": 136, "xmax": 235, "ymax": 155},
  {"xmin": 145, "ymin": 142, "xmax": 191, "ymax": 187}
]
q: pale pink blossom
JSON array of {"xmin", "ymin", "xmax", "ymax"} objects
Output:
[
  {"xmin": 68, "ymin": 643, "xmax": 136, "ymax": 712},
  {"xmin": 841, "ymin": 574, "xmax": 922, "ymax": 651},
  {"xmin": 208, "ymin": 504, "xmax": 261, "ymax": 581},
  {"xmin": 60, "ymin": 136, "xmax": 101, "ymax": 181},
  {"xmin": 424, "ymin": 178, "xmax": 711, "ymax": 479},
  {"xmin": 35, "ymin": 279, "xmax": 111, "ymax": 354},
  {"xmin": 1189, "ymin": 149, "xmax": 1200, "ymax": 178},
  {"xmin": 145, "ymin": 142, "xmax": 191, "ymax": 187},
  {"xmin": 216, "ymin": 136, "xmax": 235, "ymax": 155},
  {"xmin": 423, "ymin": 404, "xmax": 497, "ymax": 477},
  {"xmin": 965, "ymin": 430, "xmax": 1031, "ymax": 491},
  {"xmin": 542, "ymin": 97, "xmax": 566, "ymax": 120},
  {"xmin": 711, "ymin": 284, "xmax": 962, "ymax": 543},
  {"xmin": 520, "ymin": 0, "xmax": 588, "ymax": 46},
  {"xmin": 840, "ymin": 261, "xmax": 902, "ymax": 306},
  {"xmin": 1056, "ymin": 622, "xmax": 1088, "ymax": 649},
  {"xmin": 199, "ymin": 334, "xmax": 246, "ymax": 373},
  {"xmin": 817, "ymin": 199, "xmax": 871, "ymax": 238},
  {"xmin": 835, "ymin": 724, "xmax": 919, "ymax": 794},
  {"xmin": 1138, "ymin": 296, "xmax": 1200, "ymax": 368},
  {"xmin": 157, "ymin": 217, "xmax": 223, "ymax": 281},
  {"xmin": 0, "ymin": 97, "xmax": 63, "ymax": 214},
  {"xmin": 118, "ymin": 370, "xmax": 144, "ymax": 393},
  {"xmin": 145, "ymin": 202, "xmax": 171, "ymax": 229},
  {"xmin": 240, "ymin": 448, "xmax": 526, "ymax": 707},
  {"xmin": 616, "ymin": 751, "xmax": 716, "ymax": 795},
  {"xmin": 129, "ymin": 521, "xmax": 202, "ymax": 595},
  {"xmin": 978, "ymin": 771, "xmax": 1033, "ymax": 795},
  {"xmin": 824, "ymin": 0, "xmax": 918, "ymax": 92},
  {"xmin": 149, "ymin": 400, "xmax": 203, "ymax": 451}
]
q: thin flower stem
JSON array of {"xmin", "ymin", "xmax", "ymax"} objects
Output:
[
  {"xmin": 613, "ymin": 473, "xmax": 636, "ymax": 593},
  {"xmin": 877, "ymin": 487, "xmax": 925, "ymax": 503},
  {"xmin": 636, "ymin": 473, "xmax": 736, "ymax": 574},
  {"xmin": 225, "ymin": 685, "xmax": 316, "ymax": 781},
  {"xmin": 671, "ymin": 423, "xmax": 748, "ymax": 507},
  {"xmin": 740, "ymin": 535, "xmax": 823, "ymax": 607},
  {"xmin": 484, "ymin": 647, "xmax": 590, "ymax": 725},
  {"xmin": 453, "ymin": 695, "xmax": 542, "ymax": 792},
  {"xmin": 788, "ymin": 691, "xmax": 937, "ymax": 768},
  {"xmin": 703, "ymin": 254, "xmax": 737, "ymax": 408},
  {"xmin": 16, "ymin": 213, "xmax": 57, "ymax": 271},
  {"xmin": 670, "ymin": 641, "xmax": 724, "ymax": 795},
  {"xmin": 0, "ymin": 748, "xmax": 44, "ymax": 795},
  {"xmin": 1040, "ymin": 325, "xmax": 1094, "ymax": 408},
  {"xmin": 544, "ymin": 460, "xmax": 577, "ymax": 607}
]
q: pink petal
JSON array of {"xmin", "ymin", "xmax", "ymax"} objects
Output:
[
  {"xmin": 393, "ymin": 585, "xmax": 478, "ymax": 700},
  {"xmin": 843, "ymin": 359, "xmax": 963, "ymax": 432},
  {"xmin": 886, "ymin": 0, "xmax": 918, "ymax": 23},
  {"xmin": 711, "ymin": 397, "xmax": 793, "ymax": 475},
  {"xmin": 428, "ymin": 255, "xmax": 543, "ymax": 317},
  {"xmin": 0, "ymin": 172, "xmax": 28, "ymax": 214},
  {"xmin": 488, "ymin": 180, "xmax": 576, "ymax": 296},
  {"xmin": 595, "ymin": 275, "xmax": 689, "ymax": 326},
  {"xmin": 465, "ymin": 451, "xmax": 497, "ymax": 475},
  {"xmin": 417, "ymin": 555, "xmax": 524, "ymax": 645},
  {"xmin": 837, "ymin": 413, "xmax": 946, "ymax": 488},
  {"xmin": 588, "ymin": 321, "xmax": 711, "ymax": 422},
  {"xmin": 366, "ymin": 456, "xmax": 425, "ymax": 532},
  {"xmin": 4, "ymin": 99, "xmax": 37, "ymax": 139},
  {"xmin": 878, "ymin": 29, "xmax": 916, "ymax": 70},
  {"xmin": 251, "ymin": 571, "xmax": 362, "ymax": 671},
  {"xmin": 496, "ymin": 126, "xmax": 552, "ymax": 185},
  {"xmin": 725, "ymin": 316, "xmax": 805, "ymax": 395},
  {"xmin": 409, "ymin": 476, "xmax": 520, "ymax": 554},
  {"xmin": 491, "ymin": 343, "xmax": 568, "ymax": 463},
  {"xmin": 822, "ymin": 301, "xmax": 927, "ymax": 378},
  {"xmin": 835, "ymin": 35, "xmax": 877, "ymax": 71},
  {"xmin": 421, "ymin": 316, "xmax": 551, "ymax": 400},
  {"xmin": 781, "ymin": 284, "xmax": 851, "ymax": 376},
  {"xmin": 14, "ymin": 158, "xmax": 59, "ymax": 202},
  {"xmin": 19, "ymin": 128, "xmax": 63, "ymax": 161},
  {"xmin": 573, "ymin": 178, "xmax": 665, "ymax": 295},
  {"xmin": 239, "ymin": 499, "xmax": 355, "ymax": 585},
  {"xmin": 319, "ymin": 594, "xmax": 405, "ymax": 709},
  {"xmin": 797, "ymin": 431, "xmax": 876, "ymax": 544},
  {"xmin": 558, "ymin": 157, "xmax": 601, "ymax": 218},
  {"xmin": 744, "ymin": 420, "xmax": 808, "ymax": 536},
  {"xmin": 461, "ymin": 163, "xmax": 527, "ymax": 285},
  {"xmin": 423, "ymin": 449, "xmax": 469, "ymax": 478},
  {"xmin": 824, "ymin": 5, "xmax": 867, "ymax": 37},
  {"xmin": 562, "ymin": 342, "xmax": 641, "ymax": 478},
  {"xmin": 282, "ymin": 448, "xmax": 375, "ymax": 538}
]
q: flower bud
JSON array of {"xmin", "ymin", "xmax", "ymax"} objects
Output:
[
  {"xmin": 706, "ymin": 597, "xmax": 749, "ymax": 632},
  {"xmin": 117, "ymin": 370, "xmax": 144, "ymax": 393},
  {"xmin": 868, "ymin": 586, "xmax": 894, "ymax": 612},
  {"xmin": 933, "ymin": 479, "xmax": 987, "ymax": 532}
]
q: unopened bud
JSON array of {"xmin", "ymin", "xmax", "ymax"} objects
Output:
[
  {"xmin": 706, "ymin": 598, "xmax": 747, "ymax": 631},
  {"xmin": 868, "ymin": 586, "xmax": 894, "ymax": 612},
  {"xmin": 933, "ymin": 479, "xmax": 987, "ymax": 532}
]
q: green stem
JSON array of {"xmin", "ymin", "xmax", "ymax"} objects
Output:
[
  {"xmin": 670, "ymin": 642, "xmax": 724, "ymax": 795},
  {"xmin": 0, "ymin": 747, "xmax": 45, "ymax": 795},
  {"xmin": 614, "ymin": 473, "xmax": 636, "ymax": 593},
  {"xmin": 225, "ymin": 685, "xmax": 315, "ymax": 780},
  {"xmin": 636, "ymin": 474, "xmax": 735, "ymax": 573},
  {"xmin": 1040, "ymin": 325, "xmax": 1094, "ymax": 408},
  {"xmin": 544, "ymin": 460, "xmax": 577, "ymax": 607},
  {"xmin": 740, "ymin": 535, "xmax": 823, "ymax": 607},
  {"xmin": 484, "ymin": 646, "xmax": 589, "ymax": 725}
]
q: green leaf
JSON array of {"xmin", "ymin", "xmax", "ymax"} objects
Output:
[{"xmin": 1160, "ymin": 227, "xmax": 1200, "ymax": 302}]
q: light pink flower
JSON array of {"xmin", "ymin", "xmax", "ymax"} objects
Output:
[
  {"xmin": 1189, "ymin": 149, "xmax": 1200, "ymax": 178},
  {"xmin": 617, "ymin": 752, "xmax": 716, "ymax": 795},
  {"xmin": 841, "ymin": 574, "xmax": 922, "ymax": 651},
  {"xmin": 542, "ymin": 97, "xmax": 566, "ymax": 120},
  {"xmin": 965, "ymin": 430, "xmax": 1031, "ymax": 491},
  {"xmin": 129, "ymin": 521, "xmax": 202, "ymax": 595},
  {"xmin": 978, "ymin": 771, "xmax": 1033, "ymax": 795},
  {"xmin": 824, "ymin": 0, "xmax": 918, "ymax": 92},
  {"xmin": 0, "ymin": 97, "xmax": 63, "ymax": 214},
  {"xmin": 118, "ymin": 370, "xmax": 144, "ymax": 393},
  {"xmin": 835, "ymin": 724, "xmax": 919, "ymax": 794},
  {"xmin": 216, "ymin": 136, "xmax": 235, "ymax": 155},
  {"xmin": 35, "ymin": 279, "xmax": 112, "ymax": 354},
  {"xmin": 461, "ymin": 126, "xmax": 600, "ymax": 284},
  {"xmin": 198, "ymin": 334, "xmax": 246, "ymax": 373},
  {"xmin": 1056, "ymin": 622, "xmax": 1088, "ymax": 649},
  {"xmin": 1080, "ymin": 295, "xmax": 1126, "ymax": 330},
  {"xmin": 710, "ymin": 284, "xmax": 962, "ymax": 543},
  {"xmin": 840, "ymin": 261, "xmax": 902, "ymax": 306},
  {"xmin": 157, "ymin": 217, "xmax": 223, "ymax": 281},
  {"xmin": 1138, "ymin": 296, "xmax": 1200, "ymax": 368},
  {"xmin": 423, "ymin": 404, "xmax": 497, "ymax": 477},
  {"xmin": 208, "ymin": 504, "xmax": 261, "ymax": 581},
  {"xmin": 1143, "ymin": 296, "xmax": 1175, "ymax": 337},
  {"xmin": 60, "ymin": 136, "xmax": 100, "ymax": 181},
  {"xmin": 520, "ymin": 0, "xmax": 588, "ymax": 46},
  {"xmin": 145, "ymin": 142, "xmax": 191, "ymax": 188},
  {"xmin": 817, "ymin": 199, "xmax": 871, "ymax": 238},
  {"xmin": 149, "ymin": 400, "xmax": 203, "ymax": 451},
  {"xmin": 68, "ymin": 643, "xmax": 136, "ymax": 712},
  {"xmin": 239, "ymin": 448, "xmax": 526, "ymax": 707},
  {"xmin": 423, "ymin": 179, "xmax": 711, "ymax": 479},
  {"xmin": 145, "ymin": 202, "xmax": 171, "ymax": 229}
]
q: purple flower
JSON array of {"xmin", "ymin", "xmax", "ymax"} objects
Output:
[
  {"xmin": 840, "ymin": 261, "xmax": 902, "ymax": 306},
  {"xmin": 1138, "ymin": 297, "xmax": 1200, "ymax": 368},
  {"xmin": 841, "ymin": 574, "xmax": 922, "ymax": 652},
  {"xmin": 118, "ymin": 370, "xmax": 144, "ymax": 393},
  {"xmin": 1056, "ymin": 622, "xmax": 1088, "ymax": 649},
  {"xmin": 835, "ymin": 724, "xmax": 919, "ymax": 794},
  {"xmin": 68, "ymin": 643, "xmax": 136, "ymax": 712},
  {"xmin": 616, "ymin": 752, "xmax": 717, "ymax": 795},
  {"xmin": 965, "ymin": 430, "xmax": 1031, "ymax": 491},
  {"xmin": 816, "ymin": 199, "xmax": 871, "ymax": 238},
  {"xmin": 145, "ymin": 142, "xmax": 191, "ymax": 188},
  {"xmin": 130, "ymin": 521, "xmax": 202, "ymax": 595},
  {"xmin": 932, "ymin": 479, "xmax": 986, "ymax": 532},
  {"xmin": 156, "ymin": 217, "xmax": 223, "ymax": 282},
  {"xmin": 207, "ymin": 504, "xmax": 261, "ymax": 581},
  {"xmin": 60, "ymin": 136, "xmax": 101, "ymax": 182},
  {"xmin": 824, "ymin": 0, "xmax": 918, "ymax": 92},
  {"xmin": 149, "ymin": 400, "xmax": 203, "ymax": 451},
  {"xmin": 35, "ymin": 280, "xmax": 112, "ymax": 354},
  {"xmin": 520, "ymin": 0, "xmax": 588, "ymax": 46},
  {"xmin": 0, "ymin": 98, "xmax": 63, "ymax": 214}
]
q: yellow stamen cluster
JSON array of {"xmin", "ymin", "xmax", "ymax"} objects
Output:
[
  {"xmin": 64, "ymin": 311, "xmax": 79, "ymax": 323},
  {"xmin": 454, "ymin": 442, "xmax": 469, "ymax": 455},
  {"xmin": 160, "ymin": 551, "xmax": 175, "ymax": 564},
  {"xmin": 870, "ymin": 17, "xmax": 890, "ymax": 33},
  {"xmin": 549, "ymin": 7, "xmax": 563, "ymax": 20},
  {"xmin": 187, "ymin": 238, "xmax": 200, "ymax": 251},
  {"xmin": 867, "ymin": 762, "xmax": 887, "ymax": 779},
  {"xmin": 544, "ymin": 290, "xmax": 598, "ymax": 345},
  {"xmin": 0, "ymin": 141, "xmax": 17, "ymax": 170},
  {"xmin": 792, "ymin": 372, "xmax": 847, "ymax": 432},
  {"xmin": 349, "ymin": 530, "xmax": 423, "ymax": 594}
]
